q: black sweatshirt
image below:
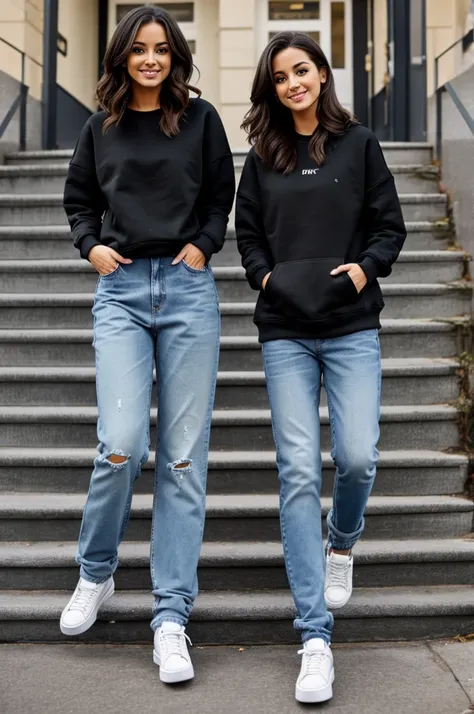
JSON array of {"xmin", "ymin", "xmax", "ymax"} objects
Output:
[
  {"xmin": 63, "ymin": 98, "xmax": 235, "ymax": 261},
  {"xmin": 236, "ymin": 124, "xmax": 407, "ymax": 342}
]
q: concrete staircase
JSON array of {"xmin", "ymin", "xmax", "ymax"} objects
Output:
[{"xmin": 0, "ymin": 143, "xmax": 473, "ymax": 645}]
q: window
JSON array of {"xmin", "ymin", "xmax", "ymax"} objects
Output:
[
  {"xmin": 269, "ymin": 30, "xmax": 320, "ymax": 45},
  {"xmin": 116, "ymin": 3, "xmax": 196, "ymax": 54},
  {"xmin": 268, "ymin": 2, "xmax": 320, "ymax": 21},
  {"xmin": 331, "ymin": 2, "xmax": 345, "ymax": 68}
]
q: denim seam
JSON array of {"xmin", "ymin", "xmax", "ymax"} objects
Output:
[{"xmin": 324, "ymin": 373, "xmax": 338, "ymax": 547}]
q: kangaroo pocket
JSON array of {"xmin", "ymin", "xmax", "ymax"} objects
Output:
[{"xmin": 265, "ymin": 256, "xmax": 361, "ymax": 322}]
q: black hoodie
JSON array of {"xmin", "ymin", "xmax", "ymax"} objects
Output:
[
  {"xmin": 63, "ymin": 98, "xmax": 235, "ymax": 261},
  {"xmin": 236, "ymin": 124, "xmax": 407, "ymax": 342}
]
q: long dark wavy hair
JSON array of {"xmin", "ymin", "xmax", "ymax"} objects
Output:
[
  {"xmin": 242, "ymin": 32, "xmax": 355, "ymax": 174},
  {"xmin": 96, "ymin": 4, "xmax": 201, "ymax": 136}
]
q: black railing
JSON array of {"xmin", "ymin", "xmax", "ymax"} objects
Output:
[
  {"xmin": 435, "ymin": 28, "xmax": 474, "ymax": 161},
  {"xmin": 0, "ymin": 37, "xmax": 42, "ymax": 151}
]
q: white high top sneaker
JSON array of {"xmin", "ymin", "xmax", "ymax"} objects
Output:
[
  {"xmin": 324, "ymin": 551, "xmax": 354, "ymax": 609},
  {"xmin": 296, "ymin": 638, "xmax": 335, "ymax": 703},
  {"xmin": 60, "ymin": 576, "xmax": 115, "ymax": 635},
  {"xmin": 153, "ymin": 621, "xmax": 194, "ymax": 684}
]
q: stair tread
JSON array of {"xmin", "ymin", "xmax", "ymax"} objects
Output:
[
  {"xmin": 0, "ymin": 404, "xmax": 461, "ymax": 421},
  {"xmin": 0, "ymin": 251, "xmax": 466, "ymax": 272},
  {"xmin": 1, "ymin": 584, "xmax": 473, "ymax": 620},
  {"xmin": 0, "ymin": 358, "xmax": 460, "ymax": 380},
  {"xmin": 0, "ymin": 446, "xmax": 467, "ymax": 467},
  {"xmin": 0, "ymin": 319, "xmax": 465, "ymax": 343},
  {"xmin": 1, "ymin": 538, "xmax": 473, "ymax": 567},
  {"xmin": 0, "ymin": 492, "xmax": 471, "ymax": 516}
]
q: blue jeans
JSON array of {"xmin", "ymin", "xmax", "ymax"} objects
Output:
[
  {"xmin": 76, "ymin": 257, "xmax": 220, "ymax": 631},
  {"xmin": 262, "ymin": 330, "xmax": 381, "ymax": 644}
]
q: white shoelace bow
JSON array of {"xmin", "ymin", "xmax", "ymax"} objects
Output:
[
  {"xmin": 297, "ymin": 649, "xmax": 327, "ymax": 676},
  {"xmin": 328, "ymin": 558, "xmax": 351, "ymax": 589},
  {"xmin": 69, "ymin": 585, "xmax": 100, "ymax": 614},
  {"xmin": 160, "ymin": 630, "xmax": 192, "ymax": 659}
]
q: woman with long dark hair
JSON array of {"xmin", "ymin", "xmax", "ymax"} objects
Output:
[
  {"xmin": 60, "ymin": 5, "xmax": 234, "ymax": 684},
  {"xmin": 236, "ymin": 32, "xmax": 406, "ymax": 703}
]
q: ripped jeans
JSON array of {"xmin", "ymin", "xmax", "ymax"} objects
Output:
[{"xmin": 76, "ymin": 257, "xmax": 220, "ymax": 631}]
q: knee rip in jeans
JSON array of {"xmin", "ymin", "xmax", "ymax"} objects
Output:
[
  {"xmin": 168, "ymin": 458, "xmax": 193, "ymax": 486},
  {"xmin": 100, "ymin": 449, "xmax": 131, "ymax": 470}
]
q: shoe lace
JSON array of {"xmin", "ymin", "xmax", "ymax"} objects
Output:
[
  {"xmin": 328, "ymin": 558, "xmax": 351, "ymax": 589},
  {"xmin": 69, "ymin": 585, "xmax": 100, "ymax": 614},
  {"xmin": 161, "ymin": 630, "xmax": 192, "ymax": 659},
  {"xmin": 297, "ymin": 649, "xmax": 327, "ymax": 676}
]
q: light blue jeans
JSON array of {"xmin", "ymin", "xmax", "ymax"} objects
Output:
[
  {"xmin": 76, "ymin": 257, "xmax": 220, "ymax": 631},
  {"xmin": 262, "ymin": 330, "xmax": 381, "ymax": 644}
]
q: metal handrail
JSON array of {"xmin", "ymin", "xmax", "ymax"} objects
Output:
[
  {"xmin": 434, "ymin": 28, "xmax": 474, "ymax": 160},
  {"xmin": 0, "ymin": 37, "xmax": 43, "ymax": 151}
]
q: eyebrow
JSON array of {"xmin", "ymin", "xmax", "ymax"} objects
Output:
[
  {"xmin": 273, "ymin": 61, "xmax": 309, "ymax": 76},
  {"xmin": 132, "ymin": 41, "xmax": 169, "ymax": 47}
]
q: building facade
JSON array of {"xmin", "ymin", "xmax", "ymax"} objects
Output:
[{"xmin": 0, "ymin": 0, "xmax": 473, "ymax": 149}]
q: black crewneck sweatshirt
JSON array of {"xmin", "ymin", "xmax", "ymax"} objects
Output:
[
  {"xmin": 236, "ymin": 124, "xmax": 406, "ymax": 342},
  {"xmin": 63, "ymin": 98, "xmax": 235, "ymax": 261}
]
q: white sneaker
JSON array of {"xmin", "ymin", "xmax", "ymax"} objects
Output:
[
  {"xmin": 60, "ymin": 576, "xmax": 115, "ymax": 636},
  {"xmin": 324, "ymin": 551, "xmax": 354, "ymax": 609},
  {"xmin": 296, "ymin": 638, "xmax": 334, "ymax": 703},
  {"xmin": 153, "ymin": 621, "xmax": 194, "ymax": 684}
]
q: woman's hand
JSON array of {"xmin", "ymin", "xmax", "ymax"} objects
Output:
[
  {"xmin": 262, "ymin": 272, "xmax": 272, "ymax": 290},
  {"xmin": 330, "ymin": 263, "xmax": 367, "ymax": 293},
  {"xmin": 172, "ymin": 244, "xmax": 206, "ymax": 269},
  {"xmin": 89, "ymin": 245, "xmax": 132, "ymax": 275}
]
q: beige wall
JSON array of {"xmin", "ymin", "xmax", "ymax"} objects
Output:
[
  {"xmin": 372, "ymin": 0, "xmax": 387, "ymax": 96},
  {"xmin": 0, "ymin": 0, "xmax": 43, "ymax": 99},
  {"xmin": 57, "ymin": 0, "xmax": 98, "ymax": 110}
]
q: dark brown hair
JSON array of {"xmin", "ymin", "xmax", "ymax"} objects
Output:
[
  {"xmin": 96, "ymin": 4, "xmax": 201, "ymax": 136},
  {"xmin": 241, "ymin": 32, "xmax": 355, "ymax": 174}
]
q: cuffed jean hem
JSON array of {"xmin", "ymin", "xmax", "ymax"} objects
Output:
[
  {"xmin": 326, "ymin": 508, "xmax": 365, "ymax": 551},
  {"xmin": 300, "ymin": 631, "xmax": 332, "ymax": 645},
  {"xmin": 150, "ymin": 615, "xmax": 188, "ymax": 632},
  {"xmin": 79, "ymin": 570, "xmax": 113, "ymax": 585}
]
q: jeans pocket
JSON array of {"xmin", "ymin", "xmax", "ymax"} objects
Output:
[
  {"xmin": 98, "ymin": 264, "xmax": 122, "ymax": 280},
  {"xmin": 181, "ymin": 260, "xmax": 207, "ymax": 274}
]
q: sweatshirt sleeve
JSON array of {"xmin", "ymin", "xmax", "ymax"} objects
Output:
[
  {"xmin": 63, "ymin": 119, "xmax": 106, "ymax": 260},
  {"xmin": 235, "ymin": 152, "xmax": 273, "ymax": 291},
  {"xmin": 192, "ymin": 106, "xmax": 235, "ymax": 260},
  {"xmin": 358, "ymin": 133, "xmax": 407, "ymax": 283}
]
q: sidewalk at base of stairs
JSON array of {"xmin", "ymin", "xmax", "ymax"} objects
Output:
[{"xmin": 0, "ymin": 639, "xmax": 473, "ymax": 714}]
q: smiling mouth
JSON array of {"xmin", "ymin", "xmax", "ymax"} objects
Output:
[
  {"xmin": 140, "ymin": 70, "xmax": 160, "ymax": 77},
  {"xmin": 289, "ymin": 91, "xmax": 307, "ymax": 102}
]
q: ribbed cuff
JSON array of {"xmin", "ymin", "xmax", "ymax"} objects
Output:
[
  {"xmin": 191, "ymin": 233, "xmax": 217, "ymax": 262},
  {"xmin": 79, "ymin": 235, "xmax": 101, "ymax": 260},
  {"xmin": 358, "ymin": 256, "xmax": 379, "ymax": 283},
  {"xmin": 253, "ymin": 265, "xmax": 272, "ymax": 292}
]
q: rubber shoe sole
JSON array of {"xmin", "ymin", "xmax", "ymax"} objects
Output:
[
  {"xmin": 325, "ymin": 590, "xmax": 352, "ymax": 609},
  {"xmin": 295, "ymin": 668, "xmax": 335, "ymax": 703},
  {"xmin": 153, "ymin": 650, "xmax": 195, "ymax": 684},
  {"xmin": 59, "ymin": 577, "xmax": 115, "ymax": 636}
]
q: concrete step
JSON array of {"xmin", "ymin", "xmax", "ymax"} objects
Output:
[
  {"xmin": 0, "ymin": 252, "xmax": 467, "ymax": 293},
  {"xmin": 0, "ymin": 448, "xmax": 467, "ymax": 497},
  {"xmin": 5, "ymin": 150, "xmax": 73, "ymax": 165},
  {"xmin": 0, "ymin": 286, "xmax": 469, "ymax": 330},
  {"xmin": 0, "ymin": 222, "xmax": 454, "ymax": 260},
  {"xmin": 0, "ymin": 404, "xmax": 461, "ymax": 451},
  {"xmin": 0, "ymin": 163, "xmax": 440, "ymax": 195},
  {"xmin": 0, "ymin": 493, "xmax": 471, "ymax": 542},
  {"xmin": 1, "ymin": 538, "xmax": 473, "ymax": 591},
  {"xmin": 0, "ymin": 193, "xmax": 448, "ymax": 225},
  {"xmin": 0, "ymin": 320, "xmax": 465, "ymax": 368},
  {"xmin": 0, "ymin": 584, "xmax": 472, "ymax": 644},
  {"xmin": 0, "ymin": 359, "xmax": 460, "ymax": 408}
]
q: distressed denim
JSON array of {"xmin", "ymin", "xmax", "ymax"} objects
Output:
[
  {"xmin": 76, "ymin": 257, "xmax": 220, "ymax": 631},
  {"xmin": 262, "ymin": 330, "xmax": 381, "ymax": 643}
]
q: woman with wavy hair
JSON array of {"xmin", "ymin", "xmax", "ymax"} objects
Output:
[
  {"xmin": 236, "ymin": 32, "xmax": 405, "ymax": 703},
  {"xmin": 60, "ymin": 5, "xmax": 234, "ymax": 683}
]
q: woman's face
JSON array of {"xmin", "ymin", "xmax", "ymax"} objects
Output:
[
  {"xmin": 272, "ymin": 47, "xmax": 327, "ymax": 113},
  {"xmin": 126, "ymin": 21, "xmax": 172, "ymax": 91}
]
